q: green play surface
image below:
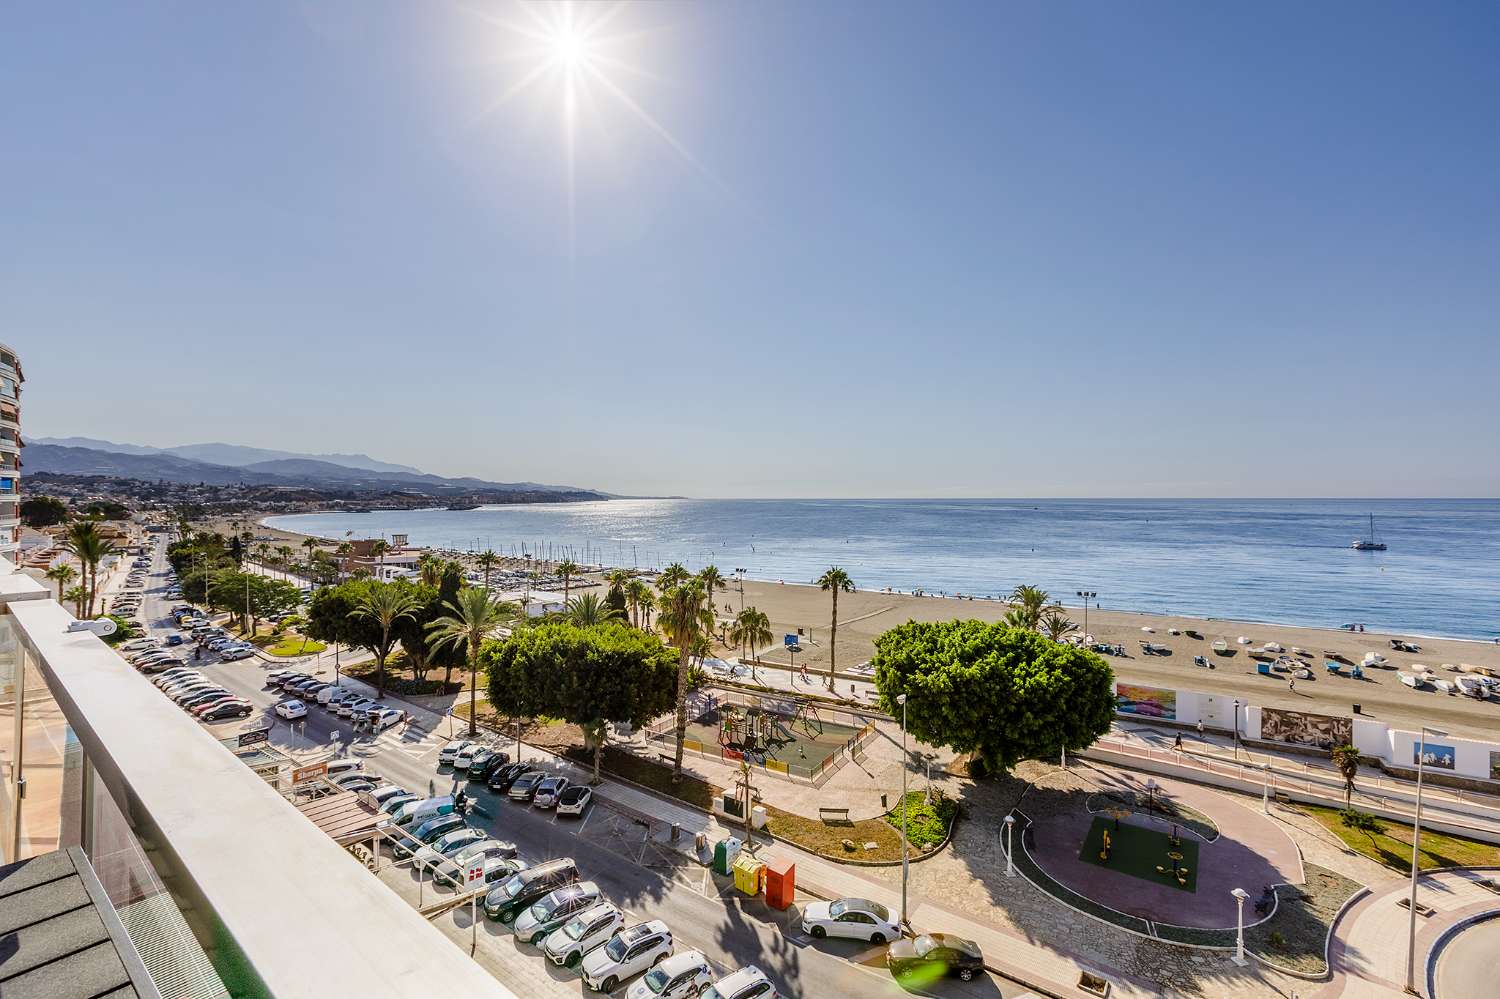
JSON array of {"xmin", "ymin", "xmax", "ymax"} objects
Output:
[{"xmin": 1079, "ymin": 816, "xmax": 1200, "ymax": 892}]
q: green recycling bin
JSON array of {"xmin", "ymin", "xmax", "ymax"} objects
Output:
[{"xmin": 713, "ymin": 836, "xmax": 743, "ymax": 875}]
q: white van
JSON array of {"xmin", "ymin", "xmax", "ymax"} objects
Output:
[
  {"xmin": 325, "ymin": 758, "xmax": 364, "ymax": 778},
  {"xmin": 391, "ymin": 795, "xmax": 455, "ymax": 829}
]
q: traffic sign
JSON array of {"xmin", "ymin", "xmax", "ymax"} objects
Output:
[{"xmin": 464, "ymin": 857, "xmax": 486, "ymax": 889}]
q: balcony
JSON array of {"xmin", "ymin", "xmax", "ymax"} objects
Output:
[{"xmin": 0, "ymin": 561, "xmax": 516, "ymax": 997}]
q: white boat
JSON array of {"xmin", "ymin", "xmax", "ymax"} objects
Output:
[
  {"xmin": 1454, "ymin": 676, "xmax": 1487, "ymax": 699},
  {"xmin": 1141, "ymin": 626, "xmax": 1155, "ymax": 634},
  {"xmin": 1363, "ymin": 652, "xmax": 1388, "ymax": 667},
  {"xmin": 1212, "ymin": 640, "xmax": 1228, "ymax": 653},
  {"xmin": 1262, "ymin": 642, "xmax": 1285, "ymax": 653},
  {"xmin": 1460, "ymin": 663, "xmax": 1499, "ymax": 678},
  {"xmin": 1237, "ymin": 636, "xmax": 1252, "ymax": 645},
  {"xmin": 1432, "ymin": 678, "xmax": 1456, "ymax": 695},
  {"xmin": 1397, "ymin": 671, "xmax": 1425, "ymax": 689}
]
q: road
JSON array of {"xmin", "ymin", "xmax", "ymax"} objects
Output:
[
  {"xmin": 138, "ymin": 540, "xmax": 1035, "ymax": 999},
  {"xmin": 1433, "ymin": 914, "xmax": 1500, "ymax": 999}
]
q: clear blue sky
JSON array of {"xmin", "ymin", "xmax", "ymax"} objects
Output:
[{"xmin": 5, "ymin": 2, "xmax": 1498, "ymax": 497}]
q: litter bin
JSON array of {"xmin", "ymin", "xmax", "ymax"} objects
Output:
[
  {"xmin": 732, "ymin": 853, "xmax": 765, "ymax": 897},
  {"xmin": 763, "ymin": 857, "xmax": 796, "ymax": 910},
  {"xmin": 713, "ymin": 836, "xmax": 743, "ymax": 875}
]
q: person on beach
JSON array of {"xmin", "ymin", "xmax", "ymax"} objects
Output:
[{"xmin": 1289, "ymin": 678, "xmax": 1296, "ymax": 694}]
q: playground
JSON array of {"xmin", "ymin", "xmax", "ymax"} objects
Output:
[
  {"xmin": 658, "ymin": 692, "xmax": 872, "ymax": 781},
  {"xmin": 1079, "ymin": 815, "xmax": 1200, "ymax": 892}
]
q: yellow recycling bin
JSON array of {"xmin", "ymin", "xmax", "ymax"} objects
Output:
[{"xmin": 732, "ymin": 853, "xmax": 766, "ymax": 897}]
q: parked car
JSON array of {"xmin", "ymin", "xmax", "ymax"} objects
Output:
[
  {"xmin": 275, "ymin": 699, "xmax": 307, "ymax": 720},
  {"xmin": 484, "ymin": 858, "xmax": 580, "ymax": 922},
  {"xmin": 325, "ymin": 758, "xmax": 364, "ymax": 777},
  {"xmin": 380, "ymin": 793, "xmax": 419, "ymax": 818},
  {"xmin": 556, "ymin": 785, "xmax": 593, "ymax": 817},
  {"xmin": 333, "ymin": 770, "xmax": 381, "ymax": 790},
  {"xmin": 413, "ymin": 828, "xmax": 490, "ymax": 872},
  {"xmin": 192, "ymin": 695, "xmax": 245, "ymax": 717},
  {"xmin": 800, "ymin": 897, "xmax": 900, "ymax": 943},
  {"xmin": 508, "ymin": 771, "xmax": 547, "ymax": 802},
  {"xmin": 532, "ymin": 775, "xmax": 571, "ymax": 809},
  {"xmin": 220, "ymin": 647, "xmax": 255, "ymax": 662},
  {"xmin": 200, "ymin": 699, "xmax": 254, "ymax": 721},
  {"xmin": 338, "ymin": 697, "xmax": 374, "ymax": 719},
  {"xmin": 392, "ymin": 814, "xmax": 468, "ymax": 859},
  {"xmin": 487, "ymin": 762, "xmax": 534, "ymax": 793},
  {"xmin": 626, "ymin": 950, "xmax": 714, "ymax": 999},
  {"xmin": 700, "ymin": 966, "xmax": 779, "ymax": 999},
  {"xmin": 544, "ymin": 902, "xmax": 624, "ymax": 968},
  {"xmin": 178, "ymin": 689, "xmax": 231, "ymax": 709},
  {"xmin": 453, "ymin": 744, "xmax": 482, "ymax": 771},
  {"xmin": 121, "ymin": 639, "xmax": 159, "ymax": 652},
  {"xmin": 885, "ymin": 933, "xmax": 984, "ymax": 983},
  {"xmin": 513, "ymin": 881, "xmax": 603, "ymax": 944},
  {"xmin": 153, "ymin": 668, "xmax": 200, "ymax": 686},
  {"xmin": 316, "ymin": 686, "xmax": 345, "ymax": 706},
  {"xmin": 467, "ymin": 746, "xmax": 498, "ymax": 773},
  {"xmin": 371, "ymin": 708, "xmax": 405, "ymax": 733},
  {"xmin": 390, "ymin": 795, "xmax": 455, "ymax": 829},
  {"xmin": 164, "ymin": 634, "xmax": 185, "ymax": 646},
  {"xmin": 473, "ymin": 751, "xmax": 513, "ymax": 783},
  {"xmin": 436, "ymin": 854, "xmax": 527, "ymax": 890},
  {"xmin": 438, "ymin": 740, "xmax": 474, "ymax": 766},
  {"xmin": 581, "ymin": 920, "xmax": 674, "ymax": 993}
]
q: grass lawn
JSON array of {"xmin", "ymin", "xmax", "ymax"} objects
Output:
[
  {"xmin": 265, "ymin": 637, "xmax": 326, "ymax": 657},
  {"xmin": 1079, "ymin": 816, "xmax": 1199, "ymax": 892},
  {"xmin": 1300, "ymin": 803, "xmax": 1500, "ymax": 871}
]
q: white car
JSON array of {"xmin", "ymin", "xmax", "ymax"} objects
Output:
[
  {"xmin": 274, "ymin": 699, "xmax": 307, "ymax": 720},
  {"xmin": 556, "ymin": 784, "xmax": 593, "ymax": 817},
  {"xmin": 121, "ymin": 639, "xmax": 160, "ymax": 652},
  {"xmin": 438, "ymin": 740, "xmax": 474, "ymax": 767},
  {"xmin": 413, "ymin": 827, "xmax": 490, "ymax": 871},
  {"xmin": 581, "ymin": 920, "xmax": 673, "ymax": 992},
  {"xmin": 371, "ymin": 708, "xmax": 405, "ymax": 733},
  {"xmin": 220, "ymin": 647, "xmax": 255, "ymax": 662},
  {"xmin": 544, "ymin": 902, "xmax": 623, "ymax": 968},
  {"xmin": 626, "ymin": 950, "xmax": 713, "ymax": 999},
  {"xmin": 799, "ymin": 897, "xmax": 900, "ymax": 943},
  {"xmin": 700, "ymin": 966, "xmax": 779, "ymax": 999},
  {"xmin": 453, "ymin": 743, "xmax": 481, "ymax": 771}
]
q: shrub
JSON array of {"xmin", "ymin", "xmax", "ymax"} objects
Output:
[{"xmin": 1339, "ymin": 808, "xmax": 1380, "ymax": 832}]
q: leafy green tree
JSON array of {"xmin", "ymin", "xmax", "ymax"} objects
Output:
[
  {"xmin": 567, "ymin": 592, "xmax": 620, "ymax": 627},
  {"xmin": 657, "ymin": 563, "xmax": 690, "ymax": 592},
  {"xmin": 83, "ymin": 500, "xmax": 130, "ymax": 520},
  {"xmin": 348, "ymin": 582, "xmax": 421, "ymax": 698},
  {"xmin": 816, "ymin": 566, "xmax": 855, "ymax": 690},
  {"xmin": 228, "ymin": 533, "xmax": 246, "ymax": 566},
  {"xmin": 206, "ymin": 571, "xmax": 302, "ymax": 633},
  {"xmin": 657, "ymin": 579, "xmax": 714, "ymax": 778},
  {"xmin": 872, "ymin": 619, "xmax": 1116, "ymax": 773},
  {"xmin": 603, "ymin": 583, "xmax": 629, "ymax": 624},
  {"xmin": 426, "ymin": 587, "xmax": 516, "ymax": 735},
  {"xmin": 21, "ymin": 495, "xmax": 69, "ymax": 527},
  {"xmin": 482, "ymin": 633, "xmax": 552, "ymax": 759},
  {"xmin": 101, "ymin": 614, "xmax": 138, "ymax": 646},
  {"xmin": 305, "ymin": 580, "xmax": 382, "ymax": 651}
]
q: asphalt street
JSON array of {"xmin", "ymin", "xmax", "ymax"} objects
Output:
[{"xmin": 138, "ymin": 538, "xmax": 1033, "ymax": 999}]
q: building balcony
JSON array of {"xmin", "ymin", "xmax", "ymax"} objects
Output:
[{"xmin": 0, "ymin": 562, "xmax": 516, "ymax": 998}]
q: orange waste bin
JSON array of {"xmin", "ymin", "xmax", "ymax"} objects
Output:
[{"xmin": 763, "ymin": 857, "xmax": 796, "ymax": 910}]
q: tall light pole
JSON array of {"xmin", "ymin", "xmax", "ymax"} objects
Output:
[
  {"xmin": 1076, "ymin": 590, "xmax": 1097, "ymax": 638},
  {"xmin": 1230, "ymin": 887, "xmax": 1250, "ymax": 965},
  {"xmin": 735, "ymin": 568, "xmax": 746, "ymax": 613},
  {"xmin": 1231, "ymin": 699, "xmax": 1240, "ymax": 760},
  {"xmin": 1003, "ymin": 814, "xmax": 1016, "ymax": 877},
  {"xmin": 1262, "ymin": 762, "xmax": 1271, "ymax": 813},
  {"xmin": 1406, "ymin": 725, "xmax": 1446, "ymax": 994},
  {"xmin": 898, "ymin": 693, "xmax": 909, "ymax": 928}
]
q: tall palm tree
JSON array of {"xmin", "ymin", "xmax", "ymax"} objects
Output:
[
  {"xmin": 730, "ymin": 607, "xmax": 773, "ymax": 681},
  {"xmin": 1007, "ymin": 584, "xmax": 1058, "ymax": 631},
  {"xmin": 426, "ymin": 587, "xmax": 516, "ymax": 736},
  {"xmin": 566, "ymin": 592, "xmax": 620, "ymax": 627},
  {"xmin": 417, "ymin": 553, "xmax": 444, "ymax": 588},
  {"xmin": 698, "ymin": 565, "xmax": 726, "ymax": 634},
  {"xmin": 604, "ymin": 568, "xmax": 634, "ymax": 592},
  {"xmin": 476, "ymin": 550, "xmax": 500, "ymax": 591},
  {"xmin": 334, "ymin": 541, "xmax": 353, "ymax": 580},
  {"xmin": 276, "ymin": 546, "xmax": 294, "ymax": 576},
  {"xmin": 658, "ymin": 580, "xmax": 714, "ymax": 779},
  {"xmin": 637, "ymin": 590, "xmax": 657, "ymax": 632},
  {"xmin": 556, "ymin": 559, "xmax": 580, "ymax": 608},
  {"xmin": 255, "ymin": 543, "xmax": 271, "ymax": 567},
  {"xmin": 625, "ymin": 578, "xmax": 652, "ymax": 629},
  {"xmin": 45, "ymin": 562, "xmax": 78, "ymax": 604},
  {"xmin": 657, "ymin": 562, "xmax": 690, "ymax": 592},
  {"xmin": 816, "ymin": 567, "xmax": 855, "ymax": 690},
  {"xmin": 62, "ymin": 522, "xmax": 116, "ymax": 618},
  {"xmin": 64, "ymin": 585, "xmax": 87, "ymax": 617},
  {"xmin": 348, "ymin": 585, "xmax": 421, "ymax": 698},
  {"xmin": 370, "ymin": 539, "xmax": 391, "ymax": 578},
  {"xmin": 1039, "ymin": 609, "xmax": 1078, "ymax": 642}
]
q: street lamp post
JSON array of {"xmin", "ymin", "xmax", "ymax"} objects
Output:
[
  {"xmin": 1230, "ymin": 887, "xmax": 1250, "ymax": 965},
  {"xmin": 1003, "ymin": 814, "xmax": 1016, "ymax": 877},
  {"xmin": 898, "ymin": 693, "xmax": 909, "ymax": 928},
  {"xmin": 1406, "ymin": 725, "xmax": 1446, "ymax": 994},
  {"xmin": 1076, "ymin": 590, "xmax": 1097, "ymax": 638},
  {"xmin": 1262, "ymin": 762, "xmax": 1271, "ymax": 813},
  {"xmin": 1231, "ymin": 699, "xmax": 1240, "ymax": 760},
  {"xmin": 1144, "ymin": 778, "xmax": 1158, "ymax": 818}
]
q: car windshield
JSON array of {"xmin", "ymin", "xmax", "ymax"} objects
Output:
[
  {"xmin": 914, "ymin": 935, "xmax": 938, "ymax": 957},
  {"xmin": 604, "ymin": 934, "xmax": 629, "ymax": 961},
  {"xmin": 642, "ymin": 967, "xmax": 672, "ymax": 994},
  {"xmin": 562, "ymin": 916, "xmax": 588, "ymax": 940},
  {"xmin": 535, "ymin": 893, "xmax": 565, "ymax": 917},
  {"xmin": 499, "ymin": 874, "xmax": 525, "ymax": 897}
]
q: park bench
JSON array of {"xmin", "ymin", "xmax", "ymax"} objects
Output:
[{"xmin": 818, "ymin": 806, "xmax": 851, "ymax": 824}]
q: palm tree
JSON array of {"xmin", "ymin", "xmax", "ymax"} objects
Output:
[
  {"xmin": 276, "ymin": 546, "xmax": 294, "ymax": 576},
  {"xmin": 625, "ymin": 578, "xmax": 653, "ymax": 629},
  {"xmin": 63, "ymin": 585, "xmax": 87, "ymax": 617},
  {"xmin": 334, "ymin": 541, "xmax": 353, "ymax": 580},
  {"xmin": 62, "ymin": 521, "xmax": 117, "ymax": 618},
  {"xmin": 1332, "ymin": 744, "xmax": 1361, "ymax": 808},
  {"xmin": 637, "ymin": 590, "xmax": 657, "ymax": 632},
  {"xmin": 45, "ymin": 562, "xmax": 78, "ymax": 604},
  {"xmin": 1007, "ymin": 584, "xmax": 1057, "ymax": 631},
  {"xmin": 348, "ymin": 584, "xmax": 421, "ymax": 698},
  {"xmin": 730, "ymin": 607, "xmax": 773, "ymax": 681},
  {"xmin": 658, "ymin": 580, "xmax": 714, "ymax": 779},
  {"xmin": 417, "ymin": 553, "xmax": 444, "ymax": 588},
  {"xmin": 426, "ymin": 587, "xmax": 516, "ymax": 736},
  {"xmin": 698, "ymin": 565, "xmax": 726, "ymax": 635},
  {"xmin": 816, "ymin": 567, "xmax": 855, "ymax": 690},
  {"xmin": 657, "ymin": 562, "xmax": 690, "ymax": 592},
  {"xmin": 556, "ymin": 559, "xmax": 580, "ymax": 608},
  {"xmin": 604, "ymin": 568, "xmax": 634, "ymax": 592},
  {"xmin": 370, "ymin": 539, "xmax": 391, "ymax": 578},
  {"xmin": 476, "ymin": 550, "xmax": 500, "ymax": 591},
  {"xmin": 1039, "ymin": 609, "xmax": 1078, "ymax": 642},
  {"xmin": 566, "ymin": 592, "xmax": 620, "ymax": 627},
  {"xmin": 255, "ymin": 543, "xmax": 271, "ymax": 567}
]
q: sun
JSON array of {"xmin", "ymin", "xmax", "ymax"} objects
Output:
[{"xmin": 552, "ymin": 24, "xmax": 587, "ymax": 70}]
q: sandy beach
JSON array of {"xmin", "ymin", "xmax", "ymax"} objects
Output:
[{"xmin": 247, "ymin": 513, "xmax": 1500, "ymax": 740}]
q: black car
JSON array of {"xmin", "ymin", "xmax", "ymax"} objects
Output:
[
  {"xmin": 474, "ymin": 751, "xmax": 513, "ymax": 783},
  {"xmin": 886, "ymin": 933, "xmax": 984, "ymax": 983},
  {"xmin": 507, "ymin": 771, "xmax": 546, "ymax": 802},
  {"xmin": 488, "ymin": 762, "xmax": 534, "ymax": 793},
  {"xmin": 201, "ymin": 700, "xmax": 254, "ymax": 721}
]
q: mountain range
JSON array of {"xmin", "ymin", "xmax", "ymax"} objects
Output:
[{"xmin": 27, "ymin": 437, "xmax": 605, "ymax": 498}]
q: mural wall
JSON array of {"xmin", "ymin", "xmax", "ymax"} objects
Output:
[
  {"xmin": 1116, "ymin": 683, "xmax": 1177, "ymax": 721},
  {"xmin": 1415, "ymin": 742, "xmax": 1457, "ymax": 771},
  {"xmin": 1259, "ymin": 707, "xmax": 1352, "ymax": 750}
]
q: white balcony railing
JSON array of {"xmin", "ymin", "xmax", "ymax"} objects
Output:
[{"xmin": 0, "ymin": 560, "xmax": 516, "ymax": 998}]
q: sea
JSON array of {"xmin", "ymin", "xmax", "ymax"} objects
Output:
[{"xmin": 264, "ymin": 499, "xmax": 1500, "ymax": 641}]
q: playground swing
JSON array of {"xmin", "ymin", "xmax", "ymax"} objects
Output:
[{"xmin": 791, "ymin": 700, "xmax": 823, "ymax": 738}]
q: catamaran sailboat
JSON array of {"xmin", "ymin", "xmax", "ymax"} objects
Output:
[{"xmin": 1351, "ymin": 513, "xmax": 1387, "ymax": 551}]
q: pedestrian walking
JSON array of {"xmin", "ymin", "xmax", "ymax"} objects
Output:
[
  {"xmin": 1173, "ymin": 733, "xmax": 1183, "ymax": 752},
  {"xmin": 1289, "ymin": 678, "xmax": 1296, "ymax": 694},
  {"xmin": 1196, "ymin": 720, "xmax": 1205, "ymax": 741}
]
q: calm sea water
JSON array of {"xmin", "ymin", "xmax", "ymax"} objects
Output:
[{"xmin": 265, "ymin": 499, "xmax": 1500, "ymax": 639}]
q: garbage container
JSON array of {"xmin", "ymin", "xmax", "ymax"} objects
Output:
[
  {"xmin": 732, "ymin": 853, "xmax": 765, "ymax": 897},
  {"xmin": 713, "ymin": 836, "xmax": 743, "ymax": 875},
  {"xmin": 763, "ymin": 857, "xmax": 796, "ymax": 910}
]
